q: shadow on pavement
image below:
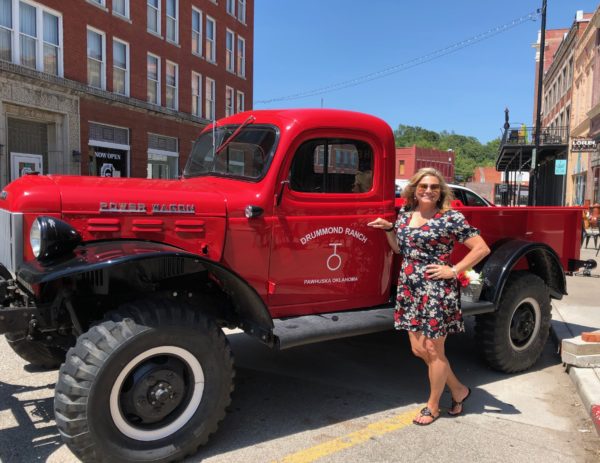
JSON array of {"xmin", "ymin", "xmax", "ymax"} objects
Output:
[
  {"xmin": 0, "ymin": 317, "xmax": 561, "ymax": 462},
  {"xmin": 0, "ymin": 381, "xmax": 62, "ymax": 463},
  {"xmin": 195, "ymin": 318, "xmax": 548, "ymax": 460}
]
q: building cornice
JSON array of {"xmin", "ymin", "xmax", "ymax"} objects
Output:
[{"xmin": 0, "ymin": 60, "xmax": 208, "ymax": 127}]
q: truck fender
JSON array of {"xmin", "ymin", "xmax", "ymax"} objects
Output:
[
  {"xmin": 480, "ymin": 238, "xmax": 566, "ymax": 304},
  {"xmin": 17, "ymin": 240, "xmax": 273, "ymax": 333}
]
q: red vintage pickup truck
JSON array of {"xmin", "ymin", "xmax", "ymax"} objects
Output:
[{"xmin": 0, "ymin": 109, "xmax": 587, "ymax": 462}]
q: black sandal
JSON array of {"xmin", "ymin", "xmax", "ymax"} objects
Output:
[
  {"xmin": 412, "ymin": 407, "xmax": 439, "ymax": 426},
  {"xmin": 448, "ymin": 387, "xmax": 471, "ymax": 416}
]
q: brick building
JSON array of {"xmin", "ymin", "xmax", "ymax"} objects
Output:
[
  {"xmin": 394, "ymin": 145, "xmax": 454, "ymax": 182},
  {"xmin": 0, "ymin": 0, "xmax": 253, "ymax": 188}
]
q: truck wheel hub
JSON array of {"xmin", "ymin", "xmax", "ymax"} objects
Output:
[
  {"xmin": 122, "ymin": 358, "xmax": 189, "ymax": 425},
  {"xmin": 510, "ymin": 299, "xmax": 540, "ymax": 350}
]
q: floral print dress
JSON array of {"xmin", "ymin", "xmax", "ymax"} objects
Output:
[{"xmin": 393, "ymin": 209, "xmax": 480, "ymax": 339}]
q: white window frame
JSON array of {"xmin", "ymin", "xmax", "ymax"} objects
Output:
[
  {"xmin": 9, "ymin": 1, "xmax": 64, "ymax": 76},
  {"xmin": 112, "ymin": 0, "xmax": 130, "ymax": 20},
  {"xmin": 87, "ymin": 0, "xmax": 106, "ymax": 8},
  {"xmin": 237, "ymin": 0, "xmax": 246, "ymax": 24},
  {"xmin": 191, "ymin": 7, "xmax": 202, "ymax": 57},
  {"xmin": 191, "ymin": 71, "xmax": 202, "ymax": 117},
  {"xmin": 236, "ymin": 90, "xmax": 244, "ymax": 113},
  {"xmin": 225, "ymin": 86, "xmax": 234, "ymax": 117},
  {"xmin": 166, "ymin": 60, "xmax": 178, "ymax": 110},
  {"xmin": 147, "ymin": 52, "xmax": 161, "ymax": 105},
  {"xmin": 226, "ymin": 29, "xmax": 234, "ymax": 73},
  {"xmin": 205, "ymin": 77, "xmax": 215, "ymax": 121},
  {"xmin": 87, "ymin": 26, "xmax": 106, "ymax": 89},
  {"xmin": 166, "ymin": 0, "xmax": 178, "ymax": 44},
  {"xmin": 112, "ymin": 37, "xmax": 129, "ymax": 96},
  {"xmin": 0, "ymin": 0, "xmax": 12, "ymax": 63},
  {"xmin": 237, "ymin": 35, "xmax": 245, "ymax": 77},
  {"xmin": 205, "ymin": 15, "xmax": 216, "ymax": 63},
  {"xmin": 147, "ymin": 0, "xmax": 161, "ymax": 36},
  {"xmin": 226, "ymin": 0, "xmax": 235, "ymax": 16}
]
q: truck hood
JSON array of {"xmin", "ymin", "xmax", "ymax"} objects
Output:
[
  {"xmin": 52, "ymin": 175, "xmax": 227, "ymax": 217},
  {"xmin": 0, "ymin": 174, "xmax": 62, "ymax": 212}
]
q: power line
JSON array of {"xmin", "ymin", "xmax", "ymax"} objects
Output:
[{"xmin": 255, "ymin": 10, "xmax": 540, "ymax": 105}]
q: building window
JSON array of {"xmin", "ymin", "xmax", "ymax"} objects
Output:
[
  {"xmin": 237, "ymin": 36, "xmax": 245, "ymax": 77},
  {"xmin": 205, "ymin": 16, "xmax": 215, "ymax": 62},
  {"xmin": 166, "ymin": 0, "xmax": 178, "ymax": 43},
  {"xmin": 191, "ymin": 7, "xmax": 202, "ymax": 56},
  {"xmin": 113, "ymin": 38, "xmax": 129, "ymax": 96},
  {"xmin": 88, "ymin": 0, "xmax": 106, "ymax": 7},
  {"xmin": 398, "ymin": 160, "xmax": 405, "ymax": 175},
  {"xmin": 87, "ymin": 28, "xmax": 105, "ymax": 89},
  {"xmin": 42, "ymin": 12, "xmax": 59, "ymax": 75},
  {"xmin": 147, "ymin": 53, "xmax": 160, "ymax": 105},
  {"xmin": 1, "ymin": 1, "xmax": 62, "ymax": 75},
  {"xmin": 237, "ymin": 0, "xmax": 246, "ymax": 23},
  {"xmin": 19, "ymin": 2, "xmax": 37, "ymax": 69},
  {"xmin": 226, "ymin": 0, "xmax": 235, "ymax": 16},
  {"xmin": 113, "ymin": 0, "xmax": 129, "ymax": 19},
  {"xmin": 226, "ymin": 29, "xmax": 234, "ymax": 73},
  {"xmin": 148, "ymin": 134, "xmax": 178, "ymax": 179},
  {"xmin": 0, "ymin": 0, "xmax": 12, "ymax": 61},
  {"xmin": 147, "ymin": 0, "xmax": 160, "ymax": 35},
  {"xmin": 192, "ymin": 71, "xmax": 202, "ymax": 117},
  {"xmin": 166, "ymin": 61, "xmax": 178, "ymax": 110},
  {"xmin": 205, "ymin": 77, "xmax": 215, "ymax": 120},
  {"xmin": 236, "ymin": 91, "xmax": 244, "ymax": 113},
  {"xmin": 225, "ymin": 86, "xmax": 234, "ymax": 117}
]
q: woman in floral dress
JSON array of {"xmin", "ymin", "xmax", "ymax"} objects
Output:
[{"xmin": 368, "ymin": 168, "xmax": 490, "ymax": 425}]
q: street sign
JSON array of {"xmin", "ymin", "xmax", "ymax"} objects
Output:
[
  {"xmin": 555, "ymin": 159, "xmax": 567, "ymax": 175},
  {"xmin": 571, "ymin": 138, "xmax": 597, "ymax": 152}
]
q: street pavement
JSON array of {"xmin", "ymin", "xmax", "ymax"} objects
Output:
[
  {"xmin": 551, "ymin": 245, "xmax": 600, "ymax": 435},
  {"xmin": 1, "ymin": 247, "xmax": 600, "ymax": 462},
  {"xmin": 1, "ymin": 322, "xmax": 599, "ymax": 461}
]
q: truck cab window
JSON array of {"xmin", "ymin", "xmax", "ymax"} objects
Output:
[{"xmin": 290, "ymin": 138, "xmax": 373, "ymax": 193}]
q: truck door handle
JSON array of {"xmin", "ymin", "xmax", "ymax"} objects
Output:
[{"xmin": 276, "ymin": 180, "xmax": 290, "ymax": 207}]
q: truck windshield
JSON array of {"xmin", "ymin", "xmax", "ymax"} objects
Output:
[{"xmin": 183, "ymin": 125, "xmax": 278, "ymax": 180}]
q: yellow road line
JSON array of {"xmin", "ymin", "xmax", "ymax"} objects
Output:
[{"xmin": 273, "ymin": 408, "xmax": 421, "ymax": 463}]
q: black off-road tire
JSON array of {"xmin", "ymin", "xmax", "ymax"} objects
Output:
[
  {"xmin": 54, "ymin": 299, "xmax": 234, "ymax": 462},
  {"xmin": 475, "ymin": 272, "xmax": 551, "ymax": 373},
  {"xmin": 5, "ymin": 332, "xmax": 67, "ymax": 369}
]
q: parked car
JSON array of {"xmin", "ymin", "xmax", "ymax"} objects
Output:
[{"xmin": 395, "ymin": 179, "xmax": 494, "ymax": 206}]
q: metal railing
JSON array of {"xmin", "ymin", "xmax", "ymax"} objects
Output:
[{"xmin": 501, "ymin": 126, "xmax": 569, "ymax": 146}]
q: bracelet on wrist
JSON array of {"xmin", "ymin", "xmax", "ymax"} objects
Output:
[
  {"xmin": 451, "ymin": 266, "xmax": 458, "ymax": 278},
  {"xmin": 384, "ymin": 225, "xmax": 395, "ymax": 232}
]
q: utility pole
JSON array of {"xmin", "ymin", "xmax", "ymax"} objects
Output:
[{"xmin": 532, "ymin": 0, "xmax": 547, "ymax": 206}]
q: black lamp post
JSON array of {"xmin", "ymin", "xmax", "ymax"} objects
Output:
[{"xmin": 532, "ymin": 0, "xmax": 547, "ymax": 206}]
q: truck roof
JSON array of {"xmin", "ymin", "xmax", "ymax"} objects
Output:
[{"xmin": 214, "ymin": 109, "xmax": 395, "ymax": 145}]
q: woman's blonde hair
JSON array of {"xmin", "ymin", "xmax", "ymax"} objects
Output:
[{"xmin": 402, "ymin": 167, "xmax": 454, "ymax": 212}]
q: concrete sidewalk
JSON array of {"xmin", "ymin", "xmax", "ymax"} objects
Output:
[{"xmin": 551, "ymin": 245, "xmax": 600, "ymax": 435}]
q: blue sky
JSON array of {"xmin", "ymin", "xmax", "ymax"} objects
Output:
[{"xmin": 254, "ymin": 0, "xmax": 600, "ymax": 143}]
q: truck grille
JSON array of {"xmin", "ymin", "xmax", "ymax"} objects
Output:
[{"xmin": 0, "ymin": 209, "xmax": 23, "ymax": 276}]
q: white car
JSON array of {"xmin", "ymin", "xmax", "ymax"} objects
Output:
[{"xmin": 395, "ymin": 180, "xmax": 494, "ymax": 207}]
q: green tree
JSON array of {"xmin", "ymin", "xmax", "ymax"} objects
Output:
[{"xmin": 394, "ymin": 124, "xmax": 500, "ymax": 183}]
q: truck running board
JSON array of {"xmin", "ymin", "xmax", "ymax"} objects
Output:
[
  {"xmin": 272, "ymin": 299, "xmax": 496, "ymax": 350},
  {"xmin": 273, "ymin": 305, "xmax": 395, "ymax": 350}
]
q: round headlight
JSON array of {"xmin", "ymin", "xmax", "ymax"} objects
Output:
[
  {"xmin": 30, "ymin": 219, "xmax": 41, "ymax": 258},
  {"xmin": 29, "ymin": 216, "xmax": 82, "ymax": 261}
]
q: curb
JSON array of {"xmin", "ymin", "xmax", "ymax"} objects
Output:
[{"xmin": 550, "ymin": 322, "xmax": 600, "ymax": 437}]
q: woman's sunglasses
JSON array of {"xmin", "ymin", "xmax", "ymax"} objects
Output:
[{"xmin": 416, "ymin": 183, "xmax": 441, "ymax": 192}]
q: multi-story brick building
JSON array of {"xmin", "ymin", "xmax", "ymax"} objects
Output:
[
  {"xmin": 394, "ymin": 145, "xmax": 455, "ymax": 183},
  {"xmin": 0, "ymin": 0, "xmax": 253, "ymax": 188},
  {"xmin": 531, "ymin": 10, "xmax": 592, "ymax": 205}
]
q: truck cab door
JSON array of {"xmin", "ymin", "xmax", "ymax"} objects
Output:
[{"xmin": 268, "ymin": 133, "xmax": 395, "ymax": 317}]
